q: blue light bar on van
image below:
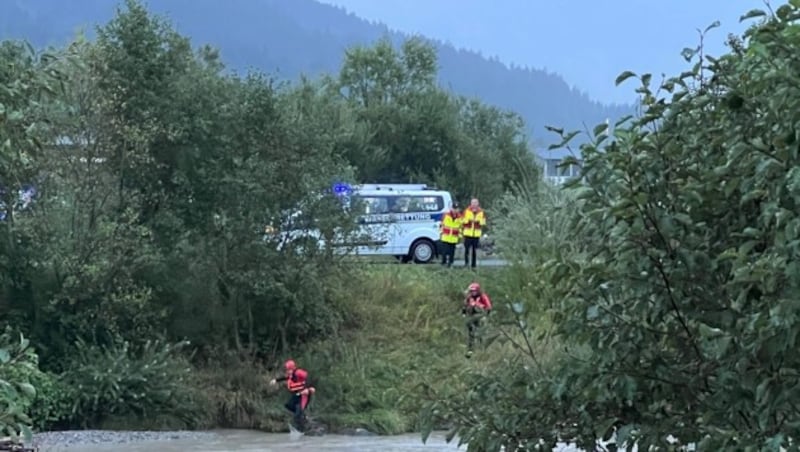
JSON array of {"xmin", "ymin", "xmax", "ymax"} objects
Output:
[{"xmin": 332, "ymin": 182, "xmax": 353, "ymax": 196}]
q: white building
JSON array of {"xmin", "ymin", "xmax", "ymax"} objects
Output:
[{"xmin": 534, "ymin": 148, "xmax": 583, "ymax": 185}]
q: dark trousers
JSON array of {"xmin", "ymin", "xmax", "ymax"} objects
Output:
[
  {"xmin": 439, "ymin": 240, "xmax": 456, "ymax": 266},
  {"xmin": 465, "ymin": 313, "xmax": 486, "ymax": 350},
  {"xmin": 464, "ymin": 237, "xmax": 480, "ymax": 268},
  {"xmin": 285, "ymin": 392, "xmax": 311, "ymax": 430}
]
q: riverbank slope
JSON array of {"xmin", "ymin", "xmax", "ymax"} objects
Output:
[{"xmin": 77, "ymin": 264, "xmax": 512, "ymax": 437}]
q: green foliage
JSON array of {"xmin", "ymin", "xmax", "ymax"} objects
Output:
[
  {"xmin": 179, "ymin": 264, "xmax": 520, "ymax": 436},
  {"xmin": 295, "ymin": 266, "xmax": 501, "ymax": 435},
  {"xmin": 194, "ymin": 356, "xmax": 283, "ymax": 432},
  {"xmin": 0, "ymin": 0, "xmax": 541, "ymax": 436},
  {"xmin": 22, "ymin": 369, "xmax": 72, "ymax": 431},
  {"xmin": 62, "ymin": 338, "xmax": 211, "ymax": 429},
  {"xmin": 493, "ymin": 171, "xmax": 580, "ymax": 266},
  {"xmin": 334, "ymin": 36, "xmax": 539, "ymax": 206},
  {"xmin": 425, "ymin": 2, "xmax": 800, "ymax": 451},
  {"xmin": 0, "ymin": 330, "xmax": 37, "ymax": 443},
  {"xmin": 418, "ymin": 257, "xmax": 570, "ymax": 451}
]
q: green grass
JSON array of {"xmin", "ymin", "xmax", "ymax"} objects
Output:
[
  {"xmin": 294, "ymin": 264, "xmax": 512, "ymax": 434},
  {"xmin": 193, "ymin": 263, "xmax": 546, "ymax": 435}
]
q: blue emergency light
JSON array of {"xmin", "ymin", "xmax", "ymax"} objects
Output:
[{"xmin": 332, "ymin": 182, "xmax": 352, "ymax": 196}]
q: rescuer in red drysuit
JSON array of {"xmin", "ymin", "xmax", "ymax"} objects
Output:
[
  {"xmin": 462, "ymin": 282, "xmax": 493, "ymax": 357},
  {"xmin": 269, "ymin": 359, "xmax": 316, "ymax": 431}
]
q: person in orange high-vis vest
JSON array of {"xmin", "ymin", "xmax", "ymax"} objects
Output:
[
  {"xmin": 269, "ymin": 359, "xmax": 316, "ymax": 431},
  {"xmin": 438, "ymin": 202, "xmax": 462, "ymax": 267},
  {"xmin": 461, "ymin": 198, "xmax": 487, "ymax": 268}
]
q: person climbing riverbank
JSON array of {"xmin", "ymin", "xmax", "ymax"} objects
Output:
[
  {"xmin": 461, "ymin": 282, "xmax": 492, "ymax": 357},
  {"xmin": 269, "ymin": 359, "xmax": 316, "ymax": 431}
]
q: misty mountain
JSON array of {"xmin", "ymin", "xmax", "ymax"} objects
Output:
[{"xmin": 0, "ymin": 0, "xmax": 633, "ymax": 145}]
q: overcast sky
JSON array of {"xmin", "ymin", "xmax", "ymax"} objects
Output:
[{"xmin": 317, "ymin": 0, "xmax": 763, "ymax": 104}]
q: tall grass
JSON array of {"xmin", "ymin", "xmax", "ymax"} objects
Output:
[
  {"xmin": 296, "ymin": 265, "xmax": 469, "ymax": 433},
  {"xmin": 191, "ymin": 262, "xmax": 556, "ymax": 435}
]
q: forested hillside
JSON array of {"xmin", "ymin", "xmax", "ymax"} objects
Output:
[{"xmin": 0, "ymin": 0, "xmax": 632, "ymax": 145}]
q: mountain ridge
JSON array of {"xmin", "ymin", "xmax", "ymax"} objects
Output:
[{"xmin": 0, "ymin": 0, "xmax": 634, "ymax": 145}]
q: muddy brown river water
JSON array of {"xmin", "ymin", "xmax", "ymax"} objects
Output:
[
  {"xmin": 31, "ymin": 429, "xmax": 592, "ymax": 451},
  {"xmin": 37, "ymin": 430, "xmax": 470, "ymax": 452}
]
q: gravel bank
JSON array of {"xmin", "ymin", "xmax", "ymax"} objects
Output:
[{"xmin": 30, "ymin": 430, "xmax": 220, "ymax": 450}]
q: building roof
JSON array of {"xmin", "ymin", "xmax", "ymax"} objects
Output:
[{"xmin": 533, "ymin": 148, "xmax": 581, "ymax": 161}]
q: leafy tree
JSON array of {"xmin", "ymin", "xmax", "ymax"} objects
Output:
[
  {"xmin": 451, "ymin": 98, "xmax": 536, "ymax": 204},
  {"xmin": 335, "ymin": 36, "xmax": 539, "ymax": 207},
  {"xmin": 0, "ymin": 38, "xmax": 80, "ymax": 360},
  {"xmin": 424, "ymin": 3, "xmax": 800, "ymax": 451},
  {"xmin": 91, "ymin": 0, "xmax": 197, "ymax": 229},
  {"xmin": 15, "ymin": 32, "xmax": 168, "ymax": 363}
]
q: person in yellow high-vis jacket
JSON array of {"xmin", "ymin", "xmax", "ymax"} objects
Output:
[
  {"xmin": 461, "ymin": 198, "xmax": 486, "ymax": 268},
  {"xmin": 438, "ymin": 202, "xmax": 462, "ymax": 267}
]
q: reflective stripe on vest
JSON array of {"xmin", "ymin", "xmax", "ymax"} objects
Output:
[
  {"xmin": 462, "ymin": 210, "xmax": 485, "ymax": 238},
  {"xmin": 287, "ymin": 374, "xmax": 305, "ymax": 392},
  {"xmin": 440, "ymin": 213, "xmax": 461, "ymax": 244}
]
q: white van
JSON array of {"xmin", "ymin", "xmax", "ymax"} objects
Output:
[
  {"xmin": 270, "ymin": 183, "xmax": 454, "ymax": 264},
  {"xmin": 343, "ymin": 183, "xmax": 454, "ymax": 263}
]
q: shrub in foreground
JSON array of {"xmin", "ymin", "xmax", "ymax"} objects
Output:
[
  {"xmin": 426, "ymin": 5, "xmax": 800, "ymax": 451},
  {"xmin": 62, "ymin": 338, "xmax": 212, "ymax": 430}
]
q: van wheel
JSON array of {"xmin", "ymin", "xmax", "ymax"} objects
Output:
[{"xmin": 410, "ymin": 239, "xmax": 436, "ymax": 264}]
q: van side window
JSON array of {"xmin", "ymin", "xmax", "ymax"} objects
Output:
[
  {"xmin": 413, "ymin": 196, "xmax": 444, "ymax": 212},
  {"xmin": 391, "ymin": 197, "xmax": 410, "ymax": 213},
  {"xmin": 391, "ymin": 195, "xmax": 444, "ymax": 213},
  {"xmin": 352, "ymin": 196, "xmax": 389, "ymax": 215}
]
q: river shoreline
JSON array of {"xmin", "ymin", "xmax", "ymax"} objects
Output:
[
  {"xmin": 24, "ymin": 428, "xmax": 603, "ymax": 452},
  {"xmin": 22, "ymin": 429, "xmax": 462, "ymax": 452},
  {"xmin": 30, "ymin": 430, "xmax": 219, "ymax": 450},
  {"xmin": 27, "ymin": 426, "xmax": 386, "ymax": 451}
]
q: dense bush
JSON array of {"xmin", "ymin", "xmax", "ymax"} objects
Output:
[
  {"xmin": 424, "ymin": 3, "xmax": 800, "ymax": 451},
  {"xmin": 22, "ymin": 370, "xmax": 72, "ymax": 432},
  {"xmin": 0, "ymin": 330, "xmax": 39, "ymax": 442},
  {"xmin": 62, "ymin": 339, "xmax": 211, "ymax": 429}
]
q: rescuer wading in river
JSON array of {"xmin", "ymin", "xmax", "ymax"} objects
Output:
[{"xmin": 269, "ymin": 359, "xmax": 316, "ymax": 431}]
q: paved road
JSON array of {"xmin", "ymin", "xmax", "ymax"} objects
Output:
[
  {"xmin": 426, "ymin": 257, "xmax": 507, "ymax": 267},
  {"xmin": 363, "ymin": 257, "xmax": 507, "ymax": 267}
]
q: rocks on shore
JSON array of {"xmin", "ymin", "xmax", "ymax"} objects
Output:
[{"xmin": 1, "ymin": 438, "xmax": 36, "ymax": 452}]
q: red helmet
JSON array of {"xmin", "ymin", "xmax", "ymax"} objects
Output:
[
  {"xmin": 294, "ymin": 369, "xmax": 308, "ymax": 381},
  {"xmin": 468, "ymin": 282, "xmax": 480, "ymax": 292},
  {"xmin": 284, "ymin": 359, "xmax": 297, "ymax": 371}
]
